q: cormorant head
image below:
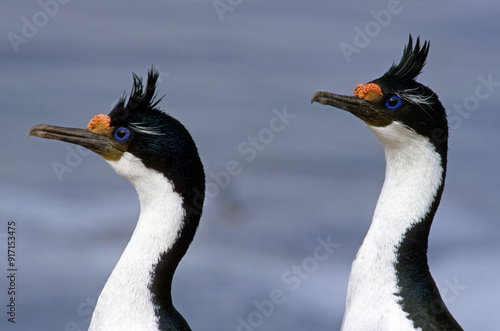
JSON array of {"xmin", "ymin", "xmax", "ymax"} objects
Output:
[
  {"xmin": 29, "ymin": 68, "xmax": 205, "ymax": 205},
  {"xmin": 312, "ymin": 35, "xmax": 448, "ymax": 152}
]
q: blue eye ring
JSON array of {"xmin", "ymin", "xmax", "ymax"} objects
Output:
[
  {"xmin": 386, "ymin": 96, "xmax": 402, "ymax": 110},
  {"xmin": 114, "ymin": 127, "xmax": 131, "ymax": 142}
]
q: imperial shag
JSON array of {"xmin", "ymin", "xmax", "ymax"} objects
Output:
[
  {"xmin": 29, "ymin": 68, "xmax": 205, "ymax": 331},
  {"xmin": 312, "ymin": 36, "xmax": 463, "ymax": 331}
]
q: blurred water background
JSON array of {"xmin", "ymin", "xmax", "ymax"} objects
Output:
[{"xmin": 1, "ymin": 1, "xmax": 499, "ymax": 330}]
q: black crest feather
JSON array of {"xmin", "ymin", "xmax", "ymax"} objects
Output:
[
  {"xmin": 115, "ymin": 67, "xmax": 163, "ymax": 111},
  {"xmin": 380, "ymin": 35, "xmax": 429, "ymax": 83}
]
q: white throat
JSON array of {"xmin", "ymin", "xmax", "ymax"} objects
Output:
[
  {"xmin": 341, "ymin": 122, "xmax": 444, "ymax": 331},
  {"xmin": 89, "ymin": 152, "xmax": 185, "ymax": 331}
]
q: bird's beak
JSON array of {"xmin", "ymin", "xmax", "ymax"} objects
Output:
[
  {"xmin": 311, "ymin": 91, "xmax": 392, "ymax": 127},
  {"xmin": 28, "ymin": 124, "xmax": 125, "ymax": 161}
]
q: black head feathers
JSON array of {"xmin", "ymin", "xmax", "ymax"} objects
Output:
[
  {"xmin": 108, "ymin": 67, "xmax": 168, "ymax": 128},
  {"xmin": 106, "ymin": 67, "xmax": 205, "ymax": 205},
  {"xmin": 115, "ymin": 67, "xmax": 164, "ymax": 112},
  {"xmin": 378, "ymin": 35, "xmax": 430, "ymax": 84}
]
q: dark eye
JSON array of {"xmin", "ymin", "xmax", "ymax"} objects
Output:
[
  {"xmin": 386, "ymin": 96, "xmax": 402, "ymax": 110},
  {"xmin": 114, "ymin": 127, "xmax": 131, "ymax": 142}
]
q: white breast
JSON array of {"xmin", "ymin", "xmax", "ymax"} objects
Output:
[
  {"xmin": 88, "ymin": 152, "xmax": 185, "ymax": 331},
  {"xmin": 341, "ymin": 122, "xmax": 443, "ymax": 331}
]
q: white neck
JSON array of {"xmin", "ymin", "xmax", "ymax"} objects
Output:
[
  {"xmin": 341, "ymin": 122, "xmax": 444, "ymax": 331},
  {"xmin": 89, "ymin": 152, "xmax": 185, "ymax": 331}
]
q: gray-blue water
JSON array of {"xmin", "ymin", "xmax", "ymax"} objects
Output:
[{"xmin": 1, "ymin": 1, "xmax": 499, "ymax": 330}]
